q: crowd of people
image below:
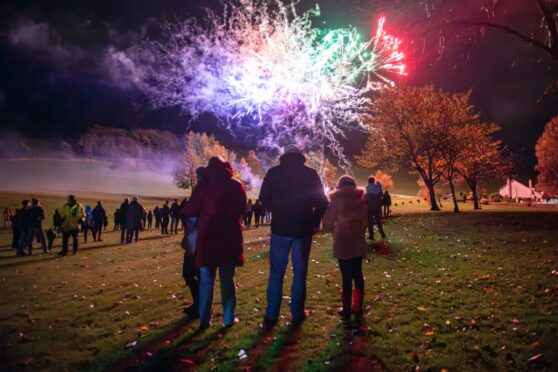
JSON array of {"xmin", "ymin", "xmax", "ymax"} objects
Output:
[
  {"xmin": 3, "ymin": 144, "xmax": 392, "ymax": 331},
  {"xmin": 178, "ymin": 145, "xmax": 390, "ymax": 332}
]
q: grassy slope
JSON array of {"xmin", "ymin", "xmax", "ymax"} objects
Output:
[{"xmin": 0, "ymin": 193, "xmax": 557, "ymax": 371}]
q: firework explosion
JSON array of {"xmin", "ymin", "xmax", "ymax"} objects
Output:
[{"xmin": 125, "ymin": 0, "xmax": 406, "ymax": 166}]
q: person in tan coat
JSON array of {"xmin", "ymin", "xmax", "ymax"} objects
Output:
[{"xmin": 323, "ymin": 175, "xmax": 368, "ymax": 318}]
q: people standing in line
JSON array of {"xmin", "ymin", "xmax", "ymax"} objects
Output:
[
  {"xmin": 60, "ymin": 195, "xmax": 85, "ymax": 256},
  {"xmin": 83, "ymin": 205, "xmax": 94, "ymax": 243},
  {"xmin": 253, "ymin": 199, "xmax": 263, "ymax": 228},
  {"xmin": 244, "ymin": 199, "xmax": 253, "ymax": 227},
  {"xmin": 15, "ymin": 200, "xmax": 31, "ymax": 256},
  {"xmin": 365, "ymin": 176, "xmax": 386, "ymax": 240},
  {"xmin": 53, "ymin": 210, "xmax": 62, "ymax": 233},
  {"xmin": 27, "ymin": 198, "xmax": 49, "ymax": 254},
  {"xmin": 323, "ymin": 176, "xmax": 368, "ymax": 318},
  {"xmin": 182, "ymin": 157, "xmax": 247, "ymax": 331},
  {"xmin": 180, "ymin": 167, "xmax": 205, "ymax": 320},
  {"xmin": 154, "ymin": 205, "xmax": 161, "ymax": 229},
  {"xmin": 119, "ymin": 198, "xmax": 130, "ymax": 243},
  {"xmin": 113, "ymin": 209, "xmax": 120, "ymax": 231},
  {"xmin": 382, "ymin": 191, "xmax": 392, "ymax": 218},
  {"xmin": 160, "ymin": 201, "xmax": 170, "ymax": 234},
  {"xmin": 92, "ymin": 201, "xmax": 106, "ymax": 242},
  {"xmin": 126, "ymin": 197, "xmax": 145, "ymax": 243},
  {"xmin": 170, "ymin": 199, "xmax": 180, "ymax": 234},
  {"xmin": 259, "ymin": 145, "xmax": 329, "ymax": 328},
  {"xmin": 146, "ymin": 210, "xmax": 153, "ymax": 230}
]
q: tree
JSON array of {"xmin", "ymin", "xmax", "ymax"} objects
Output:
[
  {"xmin": 357, "ymin": 85, "xmax": 471, "ymax": 211},
  {"xmin": 306, "ymin": 151, "xmax": 338, "ymax": 191},
  {"xmin": 455, "ymin": 122, "xmax": 508, "ymax": 209},
  {"xmin": 536, "ymin": 116, "xmax": 558, "ymax": 194},
  {"xmin": 373, "ymin": 170, "xmax": 394, "ymax": 191},
  {"xmin": 174, "ymin": 132, "xmax": 231, "ymax": 190}
]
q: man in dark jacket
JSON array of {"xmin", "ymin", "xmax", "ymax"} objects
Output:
[
  {"xmin": 92, "ymin": 201, "xmax": 106, "ymax": 241},
  {"xmin": 153, "ymin": 206, "xmax": 161, "ymax": 229},
  {"xmin": 160, "ymin": 201, "xmax": 170, "ymax": 234},
  {"xmin": 53, "ymin": 210, "xmax": 62, "ymax": 233},
  {"xmin": 170, "ymin": 199, "xmax": 180, "ymax": 234},
  {"xmin": 182, "ymin": 157, "xmax": 247, "ymax": 331},
  {"xmin": 146, "ymin": 210, "xmax": 153, "ymax": 229},
  {"xmin": 27, "ymin": 198, "xmax": 48, "ymax": 254},
  {"xmin": 126, "ymin": 197, "xmax": 145, "ymax": 243},
  {"xmin": 259, "ymin": 145, "xmax": 329, "ymax": 328},
  {"xmin": 119, "ymin": 198, "xmax": 129, "ymax": 243},
  {"xmin": 365, "ymin": 177, "xmax": 386, "ymax": 240}
]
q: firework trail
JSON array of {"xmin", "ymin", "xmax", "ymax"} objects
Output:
[{"xmin": 124, "ymin": 0, "xmax": 406, "ymax": 167}]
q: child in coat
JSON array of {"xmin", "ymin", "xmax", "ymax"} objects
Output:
[{"xmin": 323, "ymin": 175, "xmax": 368, "ymax": 318}]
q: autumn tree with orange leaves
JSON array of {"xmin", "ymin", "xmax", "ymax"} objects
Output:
[
  {"xmin": 535, "ymin": 116, "xmax": 558, "ymax": 195},
  {"xmin": 357, "ymin": 85, "xmax": 475, "ymax": 211}
]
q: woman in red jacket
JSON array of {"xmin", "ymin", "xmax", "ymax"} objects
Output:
[{"xmin": 182, "ymin": 156, "xmax": 247, "ymax": 330}]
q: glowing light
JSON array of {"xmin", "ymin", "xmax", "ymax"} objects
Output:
[{"xmin": 125, "ymin": 0, "xmax": 406, "ymax": 166}]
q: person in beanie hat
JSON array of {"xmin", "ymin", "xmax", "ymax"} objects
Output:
[
  {"xmin": 259, "ymin": 144, "xmax": 329, "ymax": 328},
  {"xmin": 323, "ymin": 175, "xmax": 368, "ymax": 318}
]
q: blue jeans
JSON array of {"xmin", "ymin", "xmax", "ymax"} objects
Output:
[
  {"xmin": 265, "ymin": 234, "xmax": 312, "ymax": 322},
  {"xmin": 199, "ymin": 265, "xmax": 236, "ymax": 327},
  {"xmin": 17, "ymin": 227, "xmax": 31, "ymax": 255}
]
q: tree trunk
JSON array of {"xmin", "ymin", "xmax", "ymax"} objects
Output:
[
  {"xmin": 449, "ymin": 178, "xmax": 460, "ymax": 213},
  {"xmin": 427, "ymin": 182, "xmax": 440, "ymax": 211}
]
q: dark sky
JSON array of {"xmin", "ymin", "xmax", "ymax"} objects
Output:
[{"xmin": 0, "ymin": 0, "xmax": 556, "ymax": 173}]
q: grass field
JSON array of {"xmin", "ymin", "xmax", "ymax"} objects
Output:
[{"xmin": 0, "ymin": 191, "xmax": 557, "ymax": 371}]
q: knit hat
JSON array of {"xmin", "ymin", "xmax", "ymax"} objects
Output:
[
  {"xmin": 337, "ymin": 175, "xmax": 356, "ymax": 189},
  {"xmin": 283, "ymin": 144, "xmax": 302, "ymax": 155}
]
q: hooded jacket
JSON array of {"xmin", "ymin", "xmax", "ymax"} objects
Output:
[
  {"xmin": 259, "ymin": 152, "xmax": 329, "ymax": 238},
  {"xmin": 126, "ymin": 200, "xmax": 145, "ymax": 230},
  {"xmin": 323, "ymin": 186, "xmax": 368, "ymax": 260},
  {"xmin": 182, "ymin": 158, "xmax": 247, "ymax": 268}
]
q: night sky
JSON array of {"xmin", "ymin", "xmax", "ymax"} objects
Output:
[{"xmin": 0, "ymin": 0, "xmax": 556, "ymax": 174}]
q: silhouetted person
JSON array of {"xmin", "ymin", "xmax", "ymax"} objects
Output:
[
  {"xmin": 146, "ymin": 210, "xmax": 153, "ymax": 230},
  {"xmin": 92, "ymin": 201, "xmax": 106, "ymax": 241},
  {"xmin": 28, "ymin": 198, "xmax": 48, "ymax": 254},
  {"xmin": 154, "ymin": 205, "xmax": 161, "ymax": 229},
  {"xmin": 53, "ymin": 210, "xmax": 62, "ymax": 233},
  {"xmin": 126, "ymin": 197, "xmax": 145, "ymax": 243},
  {"xmin": 119, "ymin": 198, "xmax": 130, "ymax": 243},
  {"xmin": 83, "ymin": 205, "xmax": 94, "ymax": 243},
  {"xmin": 15, "ymin": 200, "xmax": 31, "ymax": 256},
  {"xmin": 3, "ymin": 208, "xmax": 13, "ymax": 228},
  {"xmin": 323, "ymin": 176, "xmax": 368, "ymax": 318},
  {"xmin": 244, "ymin": 199, "xmax": 253, "ymax": 227},
  {"xmin": 113, "ymin": 209, "xmax": 120, "ymax": 231},
  {"xmin": 60, "ymin": 195, "xmax": 85, "ymax": 256},
  {"xmin": 259, "ymin": 145, "xmax": 329, "ymax": 328},
  {"xmin": 160, "ymin": 201, "xmax": 170, "ymax": 234},
  {"xmin": 382, "ymin": 191, "xmax": 392, "ymax": 217},
  {"xmin": 253, "ymin": 199, "xmax": 263, "ymax": 228},
  {"xmin": 170, "ymin": 199, "xmax": 180, "ymax": 234},
  {"xmin": 365, "ymin": 176, "xmax": 386, "ymax": 240}
]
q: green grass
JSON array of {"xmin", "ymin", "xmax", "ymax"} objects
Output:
[{"xmin": 0, "ymin": 192, "xmax": 557, "ymax": 371}]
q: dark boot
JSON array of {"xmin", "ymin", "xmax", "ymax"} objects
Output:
[
  {"xmin": 337, "ymin": 292, "xmax": 352, "ymax": 319},
  {"xmin": 351, "ymin": 289, "xmax": 364, "ymax": 315}
]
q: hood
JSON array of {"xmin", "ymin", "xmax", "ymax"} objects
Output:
[
  {"xmin": 329, "ymin": 186, "xmax": 364, "ymax": 200},
  {"xmin": 279, "ymin": 152, "xmax": 306, "ymax": 167},
  {"xmin": 206, "ymin": 157, "xmax": 234, "ymax": 181}
]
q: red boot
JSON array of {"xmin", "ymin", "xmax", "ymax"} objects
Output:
[
  {"xmin": 351, "ymin": 289, "xmax": 364, "ymax": 315},
  {"xmin": 337, "ymin": 292, "xmax": 351, "ymax": 319}
]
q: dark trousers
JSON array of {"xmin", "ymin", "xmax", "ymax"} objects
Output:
[
  {"xmin": 147, "ymin": 219, "xmax": 152, "ymax": 229},
  {"xmin": 383, "ymin": 205, "xmax": 390, "ymax": 217},
  {"xmin": 161, "ymin": 218, "xmax": 169, "ymax": 234},
  {"xmin": 62, "ymin": 229, "xmax": 79, "ymax": 255},
  {"xmin": 83, "ymin": 225, "xmax": 94, "ymax": 243},
  {"xmin": 254, "ymin": 213, "xmax": 261, "ymax": 227},
  {"xmin": 244, "ymin": 211, "xmax": 253, "ymax": 227},
  {"xmin": 338, "ymin": 257, "xmax": 364, "ymax": 293},
  {"xmin": 29, "ymin": 227, "xmax": 48, "ymax": 253},
  {"xmin": 182, "ymin": 253, "xmax": 200, "ymax": 310},
  {"xmin": 155, "ymin": 217, "xmax": 160, "ymax": 229},
  {"xmin": 120, "ymin": 224, "xmax": 126, "ymax": 243},
  {"xmin": 94, "ymin": 222, "xmax": 103, "ymax": 241},
  {"xmin": 171, "ymin": 217, "xmax": 179, "ymax": 234},
  {"xmin": 126, "ymin": 228, "xmax": 139, "ymax": 243},
  {"xmin": 367, "ymin": 207, "xmax": 385, "ymax": 239}
]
